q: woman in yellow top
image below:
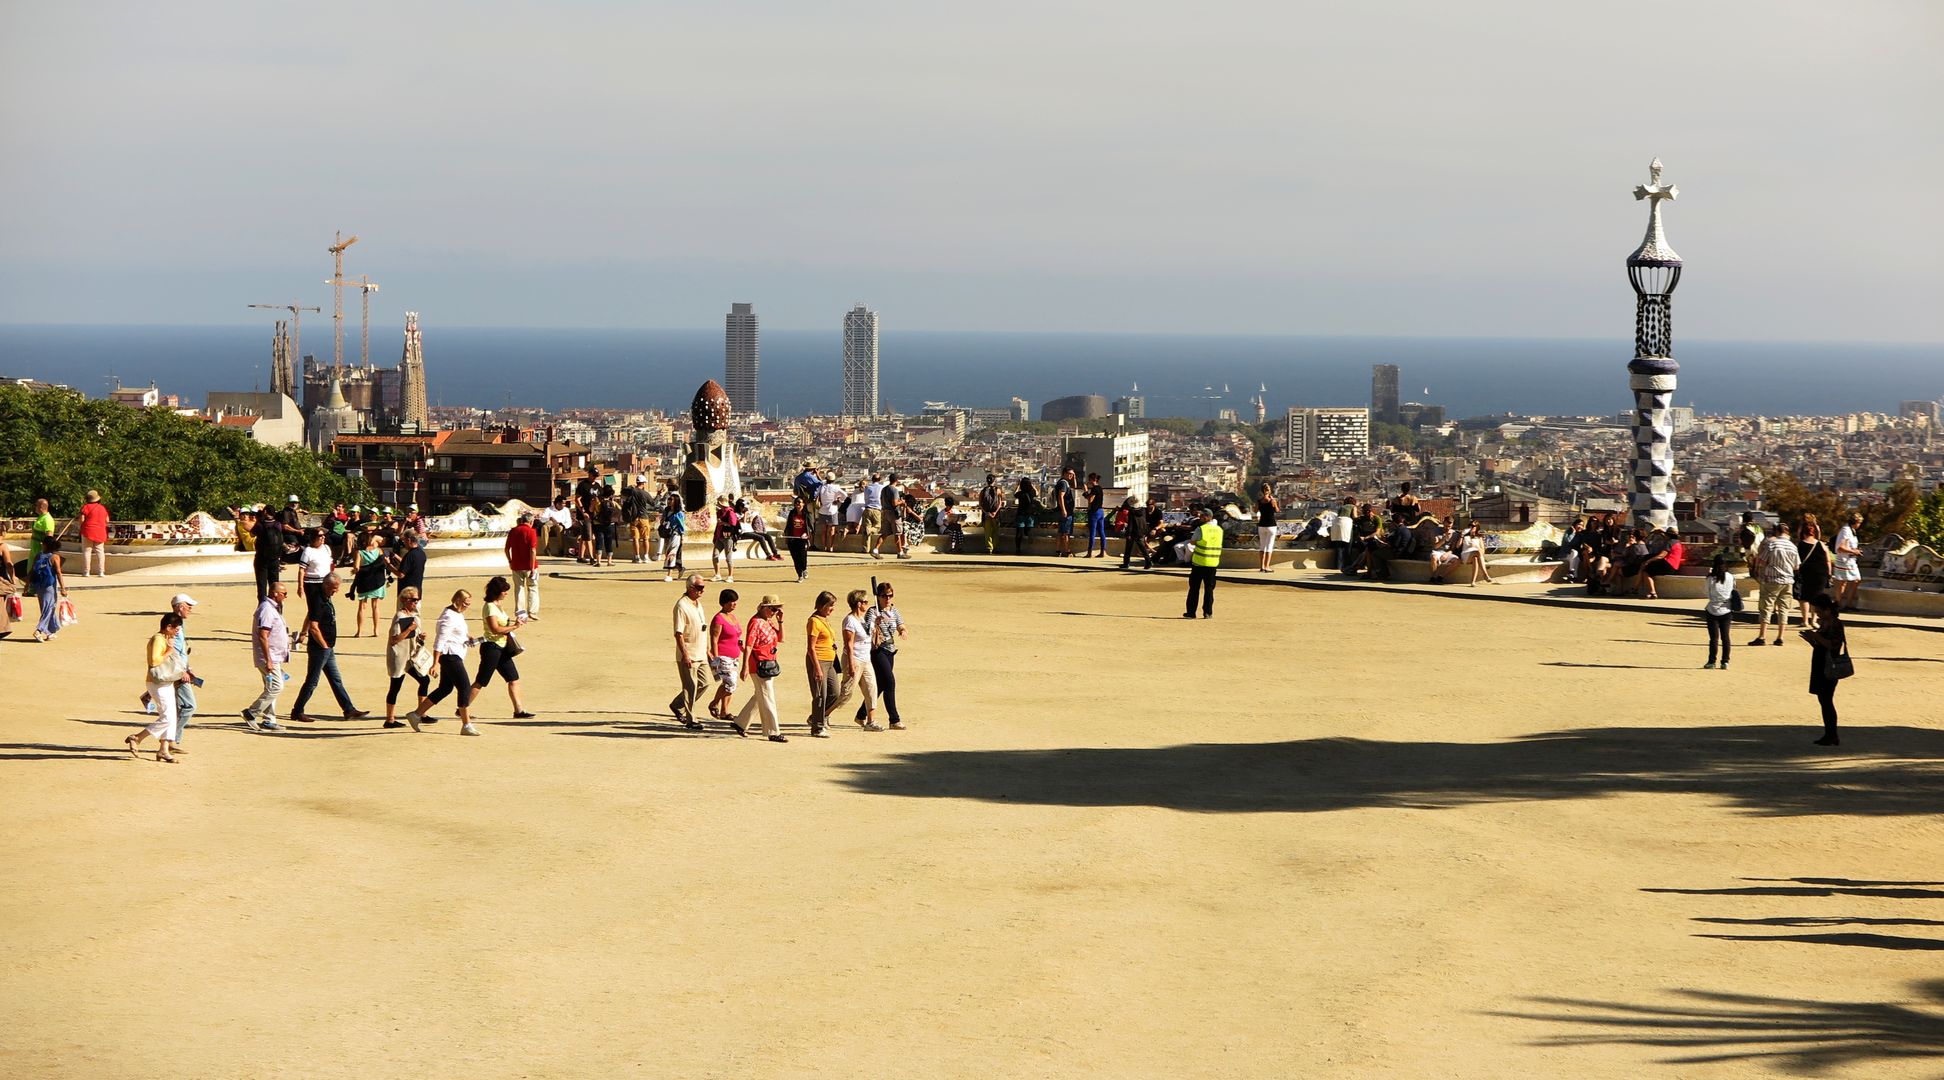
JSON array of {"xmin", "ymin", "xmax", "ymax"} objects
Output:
[
  {"xmin": 128, "ymin": 611, "xmax": 186, "ymax": 763},
  {"xmin": 803, "ymin": 590, "xmax": 847, "ymax": 738},
  {"xmin": 470, "ymin": 575, "xmax": 536, "ymax": 719}
]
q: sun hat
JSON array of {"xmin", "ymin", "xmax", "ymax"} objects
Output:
[
  {"xmin": 288, "ymin": 494, "xmax": 300, "ymax": 502},
  {"xmin": 759, "ymin": 594, "xmax": 784, "ymax": 608}
]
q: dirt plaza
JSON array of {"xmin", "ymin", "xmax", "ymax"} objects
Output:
[{"xmin": 2, "ymin": 556, "xmax": 1940, "ymax": 1079}]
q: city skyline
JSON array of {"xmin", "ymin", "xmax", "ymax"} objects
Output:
[{"xmin": 1, "ymin": 5, "xmax": 1937, "ymax": 342}]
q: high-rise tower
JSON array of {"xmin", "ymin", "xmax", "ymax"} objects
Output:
[
  {"xmin": 1371, "ymin": 364, "xmax": 1400, "ymax": 425},
  {"xmin": 724, "ymin": 302, "xmax": 760, "ymax": 414},
  {"xmin": 1624, "ymin": 158, "xmax": 1683, "ymax": 530},
  {"xmin": 397, "ymin": 311, "xmax": 429, "ymax": 427},
  {"xmin": 842, "ymin": 303, "xmax": 879, "ymax": 417}
]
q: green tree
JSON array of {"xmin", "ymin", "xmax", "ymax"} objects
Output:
[
  {"xmin": 1753, "ymin": 469, "xmax": 1916, "ymax": 544},
  {"xmin": 0, "ymin": 385, "xmax": 369, "ymax": 518},
  {"xmin": 1900, "ymin": 486, "xmax": 1944, "ymax": 550}
]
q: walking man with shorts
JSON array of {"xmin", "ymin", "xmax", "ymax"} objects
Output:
[{"xmin": 1749, "ymin": 522, "xmax": 1801, "ymax": 646}]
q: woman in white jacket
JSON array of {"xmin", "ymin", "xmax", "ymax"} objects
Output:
[{"xmin": 1702, "ymin": 554, "xmax": 1738, "ymax": 670}]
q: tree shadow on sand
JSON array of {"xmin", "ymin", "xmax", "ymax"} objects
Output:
[
  {"xmin": 1494, "ymin": 981, "xmax": 1944, "ymax": 1074},
  {"xmin": 834, "ymin": 725, "xmax": 1944, "ymax": 817}
]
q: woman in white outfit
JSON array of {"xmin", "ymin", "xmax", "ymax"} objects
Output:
[
  {"xmin": 128, "ymin": 611, "xmax": 186, "ymax": 763},
  {"xmin": 841, "ymin": 589, "xmax": 881, "ymax": 730},
  {"xmin": 412, "ymin": 589, "xmax": 480, "ymax": 736}
]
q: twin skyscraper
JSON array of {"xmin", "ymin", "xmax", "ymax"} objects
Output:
[{"xmin": 721, "ymin": 302, "xmax": 880, "ymax": 419}]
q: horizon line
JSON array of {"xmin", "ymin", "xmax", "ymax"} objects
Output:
[{"xmin": 1, "ymin": 322, "xmax": 1939, "ymax": 350}]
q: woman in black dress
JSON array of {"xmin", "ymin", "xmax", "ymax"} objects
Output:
[
  {"xmin": 1801, "ymin": 593, "xmax": 1847, "ymax": 747},
  {"xmin": 1795, "ymin": 521, "xmax": 1831, "ymax": 630}
]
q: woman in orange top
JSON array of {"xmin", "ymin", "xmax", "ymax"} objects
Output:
[{"xmin": 803, "ymin": 590, "xmax": 845, "ymax": 738}]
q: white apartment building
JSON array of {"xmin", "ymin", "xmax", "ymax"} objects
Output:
[
  {"xmin": 1060, "ymin": 432, "xmax": 1150, "ymax": 502},
  {"xmin": 1285, "ymin": 406, "xmax": 1370, "ymax": 464}
]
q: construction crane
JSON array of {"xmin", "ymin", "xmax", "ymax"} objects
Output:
[
  {"xmin": 324, "ymin": 230, "xmax": 359, "ymax": 372},
  {"xmin": 248, "ymin": 301, "xmax": 321, "ymax": 389},
  {"xmin": 322, "ymin": 274, "xmax": 381, "ymax": 368}
]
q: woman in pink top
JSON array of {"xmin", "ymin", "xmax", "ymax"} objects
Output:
[
  {"xmin": 707, "ymin": 588, "xmax": 742, "ymax": 720},
  {"xmin": 1638, "ymin": 530, "xmax": 1686, "ymax": 600}
]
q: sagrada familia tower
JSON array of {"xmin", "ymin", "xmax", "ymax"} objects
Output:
[{"xmin": 1625, "ymin": 158, "xmax": 1683, "ymax": 530}]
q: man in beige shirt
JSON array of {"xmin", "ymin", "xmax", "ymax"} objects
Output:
[{"xmin": 668, "ymin": 574, "xmax": 710, "ymax": 730}]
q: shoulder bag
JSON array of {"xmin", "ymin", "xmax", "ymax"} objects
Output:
[
  {"xmin": 149, "ymin": 644, "xmax": 188, "ymax": 684},
  {"xmin": 1824, "ymin": 638, "xmax": 1854, "ymax": 681}
]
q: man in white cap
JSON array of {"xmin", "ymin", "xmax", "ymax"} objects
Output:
[{"xmin": 166, "ymin": 593, "xmax": 201, "ymax": 749}]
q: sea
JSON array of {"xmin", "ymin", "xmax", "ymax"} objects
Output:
[{"xmin": 0, "ymin": 324, "xmax": 1937, "ymax": 421}]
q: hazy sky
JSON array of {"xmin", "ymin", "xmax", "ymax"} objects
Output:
[{"xmin": 2, "ymin": 1, "xmax": 1938, "ymax": 340}]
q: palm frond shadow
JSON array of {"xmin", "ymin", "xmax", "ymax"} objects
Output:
[{"xmin": 1494, "ymin": 982, "xmax": 1944, "ymax": 1072}]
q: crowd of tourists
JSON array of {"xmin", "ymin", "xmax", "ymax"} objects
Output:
[{"xmin": 4, "ymin": 473, "xmax": 1878, "ymax": 757}]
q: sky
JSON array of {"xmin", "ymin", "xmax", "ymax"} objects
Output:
[{"xmin": 1, "ymin": 1, "xmax": 1939, "ymax": 341}]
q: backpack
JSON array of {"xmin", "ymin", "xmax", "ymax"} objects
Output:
[
  {"xmin": 29, "ymin": 553, "xmax": 55, "ymax": 591},
  {"xmin": 1111, "ymin": 507, "xmax": 1129, "ymax": 531}
]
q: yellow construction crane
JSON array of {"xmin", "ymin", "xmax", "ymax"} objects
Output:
[
  {"xmin": 323, "ymin": 274, "xmax": 382, "ymax": 368},
  {"xmin": 325, "ymin": 231, "xmax": 359, "ymax": 372}
]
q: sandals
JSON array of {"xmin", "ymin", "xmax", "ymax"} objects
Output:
[{"xmin": 125, "ymin": 734, "xmax": 142, "ymax": 759}]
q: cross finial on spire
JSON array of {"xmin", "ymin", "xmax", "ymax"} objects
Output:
[{"xmin": 1634, "ymin": 158, "xmax": 1677, "ymax": 205}]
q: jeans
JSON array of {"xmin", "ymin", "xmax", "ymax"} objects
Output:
[
  {"xmin": 1087, "ymin": 509, "xmax": 1108, "ymax": 554},
  {"xmin": 513, "ymin": 569, "xmax": 540, "ymax": 616},
  {"xmin": 290, "ymin": 644, "xmax": 355, "ymax": 716},
  {"xmin": 36, "ymin": 586, "xmax": 60, "ymax": 638},
  {"xmin": 1705, "ymin": 612, "xmax": 1733, "ymax": 666},
  {"xmin": 1122, "ymin": 531, "xmax": 1150, "ymax": 569},
  {"xmin": 1186, "ymin": 565, "xmax": 1217, "ymax": 616},
  {"xmin": 247, "ymin": 667, "xmax": 287, "ymax": 723},
  {"xmin": 173, "ymin": 680, "xmax": 198, "ymax": 742},
  {"xmin": 787, "ymin": 537, "xmax": 808, "ymax": 578}
]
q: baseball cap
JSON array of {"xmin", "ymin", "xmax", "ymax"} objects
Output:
[
  {"xmin": 169, "ymin": 593, "xmax": 197, "ymax": 608},
  {"xmin": 288, "ymin": 494, "xmax": 300, "ymax": 502},
  {"xmin": 409, "ymin": 503, "xmax": 419, "ymax": 510}
]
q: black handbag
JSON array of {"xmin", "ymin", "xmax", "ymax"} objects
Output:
[
  {"xmin": 1825, "ymin": 640, "xmax": 1854, "ymax": 681},
  {"xmin": 756, "ymin": 658, "xmax": 781, "ymax": 679},
  {"xmin": 502, "ymin": 632, "xmax": 524, "ymax": 660}
]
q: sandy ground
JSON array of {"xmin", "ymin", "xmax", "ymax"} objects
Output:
[{"xmin": 2, "ymin": 555, "xmax": 1941, "ymax": 1079}]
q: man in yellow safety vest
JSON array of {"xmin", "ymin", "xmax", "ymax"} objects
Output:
[{"xmin": 1184, "ymin": 506, "xmax": 1224, "ymax": 619}]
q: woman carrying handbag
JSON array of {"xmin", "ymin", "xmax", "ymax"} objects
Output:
[
  {"xmin": 1801, "ymin": 593, "xmax": 1851, "ymax": 747},
  {"xmin": 129, "ymin": 611, "xmax": 188, "ymax": 762}
]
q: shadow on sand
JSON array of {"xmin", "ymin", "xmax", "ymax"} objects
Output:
[
  {"xmin": 1495, "ymin": 981, "xmax": 1944, "ymax": 1073},
  {"xmin": 835, "ymin": 725, "xmax": 1944, "ymax": 817}
]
